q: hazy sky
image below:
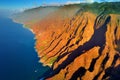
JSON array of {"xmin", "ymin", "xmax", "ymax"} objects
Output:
[{"xmin": 0, "ymin": 0, "xmax": 119, "ymax": 10}]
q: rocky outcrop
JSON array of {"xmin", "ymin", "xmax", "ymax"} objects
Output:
[{"xmin": 13, "ymin": 2, "xmax": 120, "ymax": 80}]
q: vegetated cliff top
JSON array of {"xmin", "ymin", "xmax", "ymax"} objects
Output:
[
  {"xmin": 13, "ymin": 2, "xmax": 120, "ymax": 24},
  {"xmin": 24, "ymin": 2, "xmax": 120, "ymax": 14}
]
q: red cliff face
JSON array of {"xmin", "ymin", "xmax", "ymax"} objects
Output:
[
  {"xmin": 14, "ymin": 3, "xmax": 120, "ymax": 80},
  {"xmin": 32, "ymin": 12, "xmax": 120, "ymax": 80}
]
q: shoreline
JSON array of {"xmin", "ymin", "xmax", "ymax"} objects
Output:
[{"xmin": 11, "ymin": 17, "xmax": 40, "ymax": 59}]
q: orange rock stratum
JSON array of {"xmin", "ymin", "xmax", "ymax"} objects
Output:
[{"xmin": 14, "ymin": 3, "xmax": 120, "ymax": 80}]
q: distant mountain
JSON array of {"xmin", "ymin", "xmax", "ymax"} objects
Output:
[{"xmin": 13, "ymin": 2, "xmax": 120, "ymax": 80}]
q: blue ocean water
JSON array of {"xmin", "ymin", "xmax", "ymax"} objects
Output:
[{"xmin": 0, "ymin": 16, "xmax": 49, "ymax": 80}]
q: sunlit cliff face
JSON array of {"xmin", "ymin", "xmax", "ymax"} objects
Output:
[{"xmin": 13, "ymin": 2, "xmax": 120, "ymax": 80}]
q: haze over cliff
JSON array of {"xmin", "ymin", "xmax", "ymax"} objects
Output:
[{"xmin": 13, "ymin": 2, "xmax": 120, "ymax": 80}]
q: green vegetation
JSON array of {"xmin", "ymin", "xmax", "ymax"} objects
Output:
[
  {"xmin": 49, "ymin": 57, "xmax": 57, "ymax": 64},
  {"xmin": 40, "ymin": 46, "xmax": 45, "ymax": 50},
  {"xmin": 24, "ymin": 24, "xmax": 30, "ymax": 28},
  {"xmin": 23, "ymin": 2, "xmax": 120, "ymax": 16},
  {"xmin": 68, "ymin": 2, "xmax": 120, "ymax": 15},
  {"xmin": 84, "ymin": 2, "xmax": 120, "ymax": 14}
]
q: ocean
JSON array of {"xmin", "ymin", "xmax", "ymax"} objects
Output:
[{"xmin": 0, "ymin": 16, "xmax": 49, "ymax": 80}]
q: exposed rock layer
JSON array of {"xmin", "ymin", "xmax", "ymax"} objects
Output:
[{"xmin": 14, "ymin": 2, "xmax": 120, "ymax": 80}]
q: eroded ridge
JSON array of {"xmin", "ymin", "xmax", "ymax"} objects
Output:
[
  {"xmin": 13, "ymin": 3, "xmax": 120, "ymax": 80},
  {"xmin": 32, "ymin": 11, "xmax": 120, "ymax": 80}
]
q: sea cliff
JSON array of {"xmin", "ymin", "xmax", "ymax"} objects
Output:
[{"xmin": 13, "ymin": 2, "xmax": 120, "ymax": 80}]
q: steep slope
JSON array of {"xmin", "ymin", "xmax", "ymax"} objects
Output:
[{"xmin": 13, "ymin": 2, "xmax": 120, "ymax": 80}]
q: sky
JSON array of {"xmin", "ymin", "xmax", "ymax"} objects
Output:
[{"xmin": 0, "ymin": 0, "xmax": 120, "ymax": 10}]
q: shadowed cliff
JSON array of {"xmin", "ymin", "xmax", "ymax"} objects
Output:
[{"xmin": 13, "ymin": 2, "xmax": 120, "ymax": 80}]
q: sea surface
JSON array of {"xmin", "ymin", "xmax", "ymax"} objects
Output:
[{"xmin": 0, "ymin": 16, "xmax": 49, "ymax": 80}]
